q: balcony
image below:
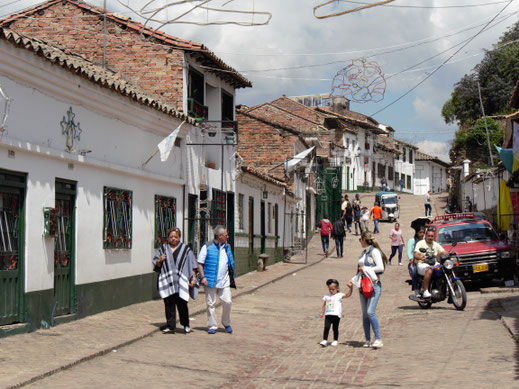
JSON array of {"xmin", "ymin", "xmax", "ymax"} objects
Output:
[{"xmin": 187, "ymin": 98, "xmax": 209, "ymax": 120}]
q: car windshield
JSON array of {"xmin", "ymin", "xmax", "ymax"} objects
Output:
[
  {"xmin": 382, "ymin": 196, "xmax": 397, "ymax": 205},
  {"xmin": 437, "ymin": 222, "xmax": 499, "ymax": 244}
]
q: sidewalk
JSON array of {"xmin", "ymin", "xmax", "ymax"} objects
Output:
[{"xmin": 0, "ymin": 237, "xmax": 326, "ymax": 389}]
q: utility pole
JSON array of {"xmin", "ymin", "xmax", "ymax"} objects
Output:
[{"xmin": 477, "ymin": 81, "xmax": 494, "ymax": 167}]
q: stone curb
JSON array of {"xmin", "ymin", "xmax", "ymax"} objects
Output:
[
  {"xmin": 480, "ymin": 286, "xmax": 519, "ymax": 294},
  {"xmin": 8, "ymin": 249, "xmax": 327, "ymax": 389}
]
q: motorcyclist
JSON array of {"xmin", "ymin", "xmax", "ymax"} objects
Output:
[{"xmin": 413, "ymin": 229, "xmax": 447, "ymax": 299}]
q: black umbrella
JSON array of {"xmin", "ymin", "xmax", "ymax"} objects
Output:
[{"xmin": 410, "ymin": 217, "xmax": 431, "ymax": 231}]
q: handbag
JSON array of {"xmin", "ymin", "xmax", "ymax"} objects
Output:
[{"xmin": 361, "ymin": 276, "xmax": 373, "ymax": 298}]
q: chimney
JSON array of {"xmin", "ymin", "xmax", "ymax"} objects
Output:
[
  {"xmin": 329, "ymin": 96, "xmax": 350, "ymax": 115},
  {"xmin": 463, "ymin": 159, "xmax": 470, "ymax": 178}
]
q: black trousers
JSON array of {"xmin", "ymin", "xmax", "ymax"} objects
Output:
[
  {"xmin": 163, "ymin": 293, "xmax": 189, "ymax": 330},
  {"xmin": 323, "ymin": 315, "xmax": 340, "ymax": 341}
]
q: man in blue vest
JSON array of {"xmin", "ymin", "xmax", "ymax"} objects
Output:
[{"xmin": 197, "ymin": 225, "xmax": 235, "ymax": 334}]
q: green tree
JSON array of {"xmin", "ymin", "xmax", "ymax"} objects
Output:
[
  {"xmin": 442, "ymin": 21, "xmax": 519, "ymax": 128},
  {"xmin": 454, "ymin": 118, "xmax": 503, "ymax": 167}
]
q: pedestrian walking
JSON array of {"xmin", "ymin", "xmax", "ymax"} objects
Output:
[
  {"xmin": 345, "ymin": 202, "xmax": 353, "ymax": 233},
  {"xmin": 341, "ymin": 194, "xmax": 349, "ymax": 219},
  {"xmin": 318, "ymin": 279, "xmax": 352, "ymax": 347},
  {"xmin": 360, "ymin": 206, "xmax": 369, "ymax": 233},
  {"xmin": 332, "ymin": 215, "xmax": 346, "ymax": 258},
  {"xmin": 407, "ymin": 226, "xmax": 425, "ymax": 296},
  {"xmin": 424, "ymin": 190, "xmax": 432, "ymax": 216},
  {"xmin": 197, "ymin": 225, "xmax": 236, "ymax": 334},
  {"xmin": 381, "ymin": 176, "xmax": 387, "ymax": 192},
  {"xmin": 399, "ymin": 177, "xmax": 404, "ymax": 192},
  {"xmin": 388, "ymin": 222, "xmax": 404, "ymax": 266},
  {"xmin": 353, "ymin": 194, "xmax": 362, "ymax": 235},
  {"xmin": 347, "ymin": 231, "xmax": 387, "ymax": 349},
  {"xmin": 370, "ymin": 202, "xmax": 382, "ymax": 234},
  {"xmin": 152, "ymin": 227, "xmax": 198, "ymax": 334},
  {"xmin": 319, "ymin": 215, "xmax": 333, "ymax": 257}
]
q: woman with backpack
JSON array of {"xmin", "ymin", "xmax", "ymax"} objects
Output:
[{"xmin": 332, "ymin": 214, "xmax": 346, "ymax": 258}]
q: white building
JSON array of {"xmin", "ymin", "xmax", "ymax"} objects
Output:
[
  {"xmin": 394, "ymin": 139, "xmax": 418, "ymax": 193},
  {"xmin": 0, "ymin": 28, "xmax": 196, "ymax": 329},
  {"xmin": 414, "ymin": 150, "xmax": 450, "ymax": 195}
]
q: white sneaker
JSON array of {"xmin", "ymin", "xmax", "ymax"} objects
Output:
[
  {"xmin": 362, "ymin": 341, "xmax": 371, "ymax": 348},
  {"xmin": 330, "ymin": 340, "xmax": 338, "ymax": 347},
  {"xmin": 372, "ymin": 339, "xmax": 383, "ymax": 348},
  {"xmin": 422, "ymin": 290, "xmax": 431, "ymax": 298},
  {"xmin": 319, "ymin": 340, "xmax": 328, "ymax": 347},
  {"xmin": 184, "ymin": 326, "xmax": 191, "ymax": 334}
]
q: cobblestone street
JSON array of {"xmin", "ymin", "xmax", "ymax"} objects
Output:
[{"xmin": 2, "ymin": 192, "xmax": 519, "ymax": 388}]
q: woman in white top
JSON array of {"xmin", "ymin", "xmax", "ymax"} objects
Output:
[{"xmin": 347, "ymin": 231, "xmax": 387, "ymax": 348}]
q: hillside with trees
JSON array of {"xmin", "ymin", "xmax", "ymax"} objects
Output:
[{"xmin": 442, "ymin": 21, "xmax": 519, "ymax": 167}]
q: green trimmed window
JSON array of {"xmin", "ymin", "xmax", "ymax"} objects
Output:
[
  {"xmin": 211, "ymin": 188, "xmax": 226, "ymax": 226},
  {"xmin": 103, "ymin": 187, "xmax": 132, "ymax": 249},
  {"xmin": 407, "ymin": 175, "xmax": 412, "ymax": 189},
  {"xmin": 154, "ymin": 195, "xmax": 176, "ymax": 248}
]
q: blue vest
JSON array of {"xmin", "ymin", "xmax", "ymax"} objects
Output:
[{"xmin": 202, "ymin": 241, "xmax": 235, "ymax": 288}]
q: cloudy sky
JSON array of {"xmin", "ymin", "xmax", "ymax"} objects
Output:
[{"xmin": 3, "ymin": 0, "xmax": 519, "ymax": 162}]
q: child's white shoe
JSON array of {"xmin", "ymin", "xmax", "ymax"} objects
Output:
[
  {"xmin": 362, "ymin": 341, "xmax": 371, "ymax": 348},
  {"xmin": 319, "ymin": 340, "xmax": 328, "ymax": 347},
  {"xmin": 330, "ymin": 340, "xmax": 338, "ymax": 347}
]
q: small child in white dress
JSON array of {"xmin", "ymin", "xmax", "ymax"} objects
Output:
[{"xmin": 319, "ymin": 279, "xmax": 352, "ymax": 347}]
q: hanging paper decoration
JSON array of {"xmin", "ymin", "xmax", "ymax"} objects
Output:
[{"xmin": 331, "ymin": 59, "xmax": 386, "ymax": 104}]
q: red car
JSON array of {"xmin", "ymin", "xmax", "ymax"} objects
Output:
[{"xmin": 426, "ymin": 213, "xmax": 515, "ymax": 283}]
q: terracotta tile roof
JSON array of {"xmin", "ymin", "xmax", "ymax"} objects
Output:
[
  {"xmin": 415, "ymin": 150, "xmax": 450, "ymax": 167},
  {"xmin": 376, "ymin": 135, "xmax": 400, "ymax": 155},
  {"xmin": 0, "ymin": 0, "xmax": 251, "ymax": 89},
  {"xmin": 313, "ymin": 106, "xmax": 384, "ymax": 133},
  {"xmin": 0, "ymin": 27, "xmax": 195, "ymax": 123},
  {"xmin": 241, "ymin": 165, "xmax": 288, "ymax": 188},
  {"xmin": 269, "ymin": 96, "xmax": 324, "ymax": 125},
  {"xmin": 394, "ymin": 138, "xmax": 418, "ymax": 149}
]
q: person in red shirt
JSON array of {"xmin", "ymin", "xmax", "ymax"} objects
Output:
[
  {"xmin": 319, "ymin": 215, "xmax": 333, "ymax": 257},
  {"xmin": 370, "ymin": 203, "xmax": 382, "ymax": 234}
]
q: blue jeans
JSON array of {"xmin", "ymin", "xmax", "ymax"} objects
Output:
[
  {"xmin": 335, "ymin": 237, "xmax": 344, "ymax": 256},
  {"xmin": 389, "ymin": 245, "xmax": 403, "ymax": 264},
  {"xmin": 359, "ymin": 282, "xmax": 382, "ymax": 341},
  {"xmin": 408, "ymin": 262, "xmax": 419, "ymax": 291},
  {"xmin": 373, "ymin": 219, "xmax": 380, "ymax": 233},
  {"xmin": 425, "ymin": 204, "xmax": 432, "ymax": 216},
  {"xmin": 321, "ymin": 235, "xmax": 329, "ymax": 253}
]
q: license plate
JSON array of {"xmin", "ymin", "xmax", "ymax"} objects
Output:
[{"xmin": 473, "ymin": 263, "xmax": 489, "ymax": 273}]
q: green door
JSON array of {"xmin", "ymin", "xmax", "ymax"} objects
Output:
[
  {"xmin": 0, "ymin": 170, "xmax": 25, "ymax": 325},
  {"xmin": 226, "ymin": 192, "xmax": 235, "ymax": 253},
  {"xmin": 54, "ymin": 179, "xmax": 76, "ymax": 317},
  {"xmin": 248, "ymin": 197, "xmax": 254, "ymax": 269},
  {"xmin": 260, "ymin": 201, "xmax": 266, "ymax": 253}
]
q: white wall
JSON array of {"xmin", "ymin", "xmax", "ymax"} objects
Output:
[{"xmin": 0, "ymin": 40, "xmax": 187, "ymax": 292}]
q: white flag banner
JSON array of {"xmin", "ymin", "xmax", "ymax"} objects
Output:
[
  {"xmin": 158, "ymin": 121, "xmax": 185, "ymax": 162},
  {"xmin": 286, "ymin": 146, "xmax": 315, "ymax": 172},
  {"xmin": 305, "ymin": 157, "xmax": 314, "ymax": 177},
  {"xmin": 513, "ymin": 121, "xmax": 519, "ymax": 161}
]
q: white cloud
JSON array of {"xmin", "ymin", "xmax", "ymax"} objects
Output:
[
  {"xmin": 2, "ymin": 0, "xmax": 518, "ymax": 148},
  {"xmin": 415, "ymin": 140, "xmax": 451, "ymax": 162}
]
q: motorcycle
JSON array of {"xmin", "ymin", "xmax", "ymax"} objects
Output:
[{"xmin": 408, "ymin": 242, "xmax": 467, "ymax": 310}]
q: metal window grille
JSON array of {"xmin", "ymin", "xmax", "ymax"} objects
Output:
[
  {"xmin": 0, "ymin": 191, "xmax": 21, "ymax": 271},
  {"xmin": 211, "ymin": 189, "xmax": 226, "ymax": 226},
  {"xmin": 103, "ymin": 187, "xmax": 132, "ymax": 249},
  {"xmin": 154, "ymin": 195, "xmax": 176, "ymax": 248},
  {"xmin": 238, "ymin": 193, "xmax": 244, "ymax": 230}
]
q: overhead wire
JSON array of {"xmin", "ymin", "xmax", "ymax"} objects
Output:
[
  {"xmin": 236, "ymin": 9, "xmax": 519, "ymax": 72},
  {"xmin": 339, "ymin": 0, "xmax": 512, "ymax": 9},
  {"xmin": 370, "ymin": 0, "xmax": 517, "ymax": 117}
]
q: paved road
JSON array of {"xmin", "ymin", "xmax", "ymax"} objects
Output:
[{"xmin": 21, "ymin": 193, "xmax": 519, "ymax": 388}]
